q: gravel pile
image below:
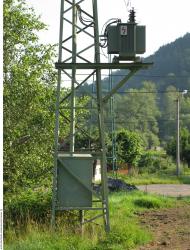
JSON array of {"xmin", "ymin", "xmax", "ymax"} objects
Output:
[
  {"xmin": 107, "ymin": 178, "xmax": 137, "ymax": 192},
  {"xmin": 93, "ymin": 178, "xmax": 137, "ymax": 193}
]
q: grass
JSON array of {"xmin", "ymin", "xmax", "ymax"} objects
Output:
[
  {"xmin": 4, "ymin": 191, "xmax": 177, "ymax": 250},
  {"xmin": 5, "ymin": 227, "xmax": 93, "ymax": 250},
  {"xmin": 117, "ymin": 173, "xmax": 190, "ymax": 185}
]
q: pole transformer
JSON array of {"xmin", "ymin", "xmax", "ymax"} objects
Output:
[{"xmin": 51, "ymin": 0, "xmax": 152, "ymax": 233}]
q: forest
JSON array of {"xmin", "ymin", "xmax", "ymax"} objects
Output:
[{"xmin": 3, "ymin": 0, "xmax": 190, "ymax": 249}]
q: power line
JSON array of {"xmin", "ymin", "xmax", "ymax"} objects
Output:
[
  {"xmin": 103, "ymin": 118, "xmax": 190, "ymax": 124},
  {"xmin": 123, "ymin": 0, "xmax": 129, "ymax": 11},
  {"xmin": 77, "ymin": 90, "xmax": 190, "ymax": 94},
  {"xmin": 78, "ymin": 117, "xmax": 190, "ymax": 124},
  {"xmin": 109, "ymin": 90, "xmax": 190, "ymax": 94},
  {"xmin": 110, "ymin": 91, "xmax": 187, "ymax": 94},
  {"xmin": 61, "ymin": 72, "xmax": 190, "ymax": 78},
  {"xmin": 103, "ymin": 74, "xmax": 190, "ymax": 79}
]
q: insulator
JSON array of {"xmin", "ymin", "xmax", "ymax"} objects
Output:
[{"xmin": 129, "ymin": 8, "xmax": 136, "ymax": 23}]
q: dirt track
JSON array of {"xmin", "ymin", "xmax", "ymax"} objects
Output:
[
  {"xmin": 135, "ymin": 184, "xmax": 190, "ymax": 250},
  {"xmin": 136, "ymin": 204, "xmax": 190, "ymax": 250},
  {"xmin": 137, "ymin": 184, "xmax": 190, "ymax": 197}
]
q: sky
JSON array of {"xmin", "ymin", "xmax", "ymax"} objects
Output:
[{"xmin": 25, "ymin": 0, "xmax": 190, "ymax": 57}]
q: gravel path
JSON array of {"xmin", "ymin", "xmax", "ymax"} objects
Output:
[{"xmin": 137, "ymin": 184, "xmax": 190, "ymax": 197}]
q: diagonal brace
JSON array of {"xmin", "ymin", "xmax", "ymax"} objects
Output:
[
  {"xmin": 82, "ymin": 213, "xmax": 105, "ymax": 225},
  {"xmin": 62, "ymin": 44, "xmax": 94, "ymax": 63},
  {"xmin": 64, "ymin": 0, "xmax": 84, "ymax": 14},
  {"xmin": 102, "ymin": 69, "xmax": 139, "ymax": 103},
  {"xmin": 60, "ymin": 69, "xmax": 97, "ymax": 102},
  {"xmin": 63, "ymin": 17, "xmax": 94, "ymax": 39},
  {"xmin": 60, "ymin": 111, "xmax": 97, "ymax": 142},
  {"xmin": 62, "ymin": 22, "xmax": 95, "ymax": 44}
]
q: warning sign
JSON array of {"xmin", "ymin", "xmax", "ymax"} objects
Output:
[{"xmin": 120, "ymin": 25, "xmax": 127, "ymax": 35}]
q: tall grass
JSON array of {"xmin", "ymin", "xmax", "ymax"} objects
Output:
[
  {"xmin": 4, "ymin": 191, "xmax": 177, "ymax": 250},
  {"xmin": 5, "ymin": 225, "xmax": 94, "ymax": 250},
  {"xmin": 118, "ymin": 173, "xmax": 190, "ymax": 185}
]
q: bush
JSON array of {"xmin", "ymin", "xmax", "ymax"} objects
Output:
[
  {"xmin": 166, "ymin": 128, "xmax": 190, "ymax": 167},
  {"xmin": 115, "ymin": 129, "xmax": 143, "ymax": 167},
  {"xmin": 4, "ymin": 188, "xmax": 52, "ymax": 229},
  {"xmin": 138, "ymin": 150, "xmax": 175, "ymax": 174},
  {"xmin": 4, "ymin": 188, "xmax": 81, "ymax": 237}
]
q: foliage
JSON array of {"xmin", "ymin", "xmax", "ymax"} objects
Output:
[
  {"xmin": 137, "ymin": 150, "xmax": 176, "ymax": 174},
  {"xmin": 4, "ymin": 188, "xmax": 52, "ymax": 229},
  {"xmin": 115, "ymin": 129, "xmax": 143, "ymax": 167},
  {"xmin": 180, "ymin": 128, "xmax": 190, "ymax": 165},
  {"xmin": 159, "ymin": 88, "xmax": 190, "ymax": 145},
  {"xmin": 75, "ymin": 127, "xmax": 111, "ymax": 151},
  {"xmin": 181, "ymin": 92, "xmax": 190, "ymax": 131},
  {"xmin": 159, "ymin": 85, "xmax": 178, "ymax": 142},
  {"xmin": 166, "ymin": 128, "xmax": 190, "ymax": 166},
  {"xmin": 138, "ymin": 151, "xmax": 161, "ymax": 173},
  {"xmin": 3, "ymin": 0, "xmax": 58, "ymax": 193},
  {"xmin": 114, "ymin": 81, "xmax": 160, "ymax": 148}
]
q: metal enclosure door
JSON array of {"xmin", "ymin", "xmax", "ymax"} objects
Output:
[{"xmin": 57, "ymin": 154, "xmax": 93, "ymax": 207}]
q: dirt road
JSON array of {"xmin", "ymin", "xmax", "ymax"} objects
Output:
[
  {"xmin": 137, "ymin": 204, "xmax": 190, "ymax": 250},
  {"xmin": 136, "ymin": 184, "xmax": 190, "ymax": 250}
]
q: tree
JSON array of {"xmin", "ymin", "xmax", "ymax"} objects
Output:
[
  {"xmin": 159, "ymin": 85, "xmax": 178, "ymax": 143},
  {"xmin": 166, "ymin": 128, "xmax": 190, "ymax": 167},
  {"xmin": 114, "ymin": 81, "xmax": 160, "ymax": 148},
  {"xmin": 159, "ymin": 87, "xmax": 190, "ymax": 146},
  {"xmin": 180, "ymin": 92, "xmax": 190, "ymax": 131},
  {"xmin": 3, "ymin": 0, "xmax": 57, "ymax": 193},
  {"xmin": 115, "ymin": 129, "xmax": 143, "ymax": 168},
  {"xmin": 180, "ymin": 128, "xmax": 190, "ymax": 166}
]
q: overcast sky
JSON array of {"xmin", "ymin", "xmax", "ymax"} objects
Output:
[{"xmin": 26, "ymin": 0, "xmax": 190, "ymax": 57}]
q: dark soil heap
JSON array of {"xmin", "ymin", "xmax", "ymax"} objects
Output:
[{"xmin": 93, "ymin": 178, "xmax": 137, "ymax": 193}]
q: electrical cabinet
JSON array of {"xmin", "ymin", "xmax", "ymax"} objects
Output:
[{"xmin": 57, "ymin": 153, "xmax": 93, "ymax": 208}]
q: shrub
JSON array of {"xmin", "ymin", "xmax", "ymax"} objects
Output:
[
  {"xmin": 138, "ymin": 150, "xmax": 175, "ymax": 174},
  {"xmin": 115, "ymin": 129, "xmax": 143, "ymax": 167},
  {"xmin": 166, "ymin": 128, "xmax": 190, "ymax": 167},
  {"xmin": 4, "ymin": 188, "xmax": 52, "ymax": 229}
]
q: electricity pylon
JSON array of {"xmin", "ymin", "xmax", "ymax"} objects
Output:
[{"xmin": 51, "ymin": 0, "xmax": 152, "ymax": 233}]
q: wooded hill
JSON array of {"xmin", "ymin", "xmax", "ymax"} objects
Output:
[{"xmin": 101, "ymin": 33, "xmax": 190, "ymax": 91}]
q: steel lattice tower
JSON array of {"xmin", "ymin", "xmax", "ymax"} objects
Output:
[{"xmin": 51, "ymin": 0, "xmax": 152, "ymax": 232}]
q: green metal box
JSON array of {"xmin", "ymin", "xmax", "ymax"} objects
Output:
[
  {"xmin": 107, "ymin": 23, "xmax": 146, "ymax": 59},
  {"xmin": 136, "ymin": 26, "xmax": 146, "ymax": 54},
  {"xmin": 57, "ymin": 153, "xmax": 93, "ymax": 208},
  {"xmin": 119, "ymin": 23, "xmax": 136, "ymax": 59},
  {"xmin": 107, "ymin": 25, "xmax": 119, "ymax": 54}
]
